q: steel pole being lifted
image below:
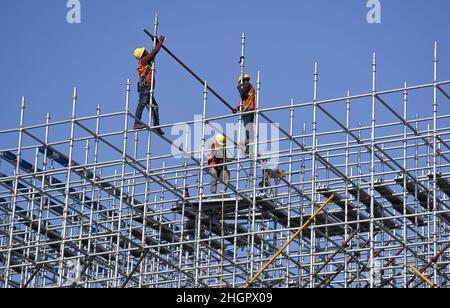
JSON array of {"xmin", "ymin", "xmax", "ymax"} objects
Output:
[
  {"xmin": 244, "ymin": 194, "xmax": 335, "ymax": 289},
  {"xmin": 144, "ymin": 29, "xmax": 234, "ymax": 111}
]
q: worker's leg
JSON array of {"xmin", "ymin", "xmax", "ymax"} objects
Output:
[
  {"xmin": 150, "ymin": 97, "xmax": 160, "ymax": 126},
  {"xmin": 150, "ymin": 97, "xmax": 164, "ymax": 135},
  {"xmin": 135, "ymin": 87, "xmax": 150, "ymax": 127},
  {"xmin": 151, "ymin": 97, "xmax": 164, "ymax": 135},
  {"xmin": 221, "ymin": 168, "xmax": 230, "ymax": 194},
  {"xmin": 210, "ymin": 167, "xmax": 218, "ymax": 196},
  {"xmin": 258, "ymin": 169, "xmax": 268, "ymax": 195},
  {"xmin": 243, "ymin": 113, "xmax": 255, "ymax": 155}
]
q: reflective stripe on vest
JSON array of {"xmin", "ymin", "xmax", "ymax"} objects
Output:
[
  {"xmin": 242, "ymin": 84, "xmax": 255, "ymax": 111},
  {"xmin": 137, "ymin": 61, "xmax": 153, "ymax": 86},
  {"xmin": 208, "ymin": 142, "xmax": 225, "ymax": 166}
]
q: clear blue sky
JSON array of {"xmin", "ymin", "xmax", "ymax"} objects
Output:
[{"xmin": 0, "ymin": 0, "xmax": 449, "ymax": 155}]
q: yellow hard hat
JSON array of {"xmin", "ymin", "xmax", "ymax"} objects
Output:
[
  {"xmin": 238, "ymin": 74, "xmax": 251, "ymax": 84},
  {"xmin": 215, "ymin": 133, "xmax": 227, "ymax": 145},
  {"xmin": 134, "ymin": 47, "xmax": 146, "ymax": 60}
]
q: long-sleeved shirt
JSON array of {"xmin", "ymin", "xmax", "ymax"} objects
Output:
[
  {"xmin": 138, "ymin": 39, "xmax": 164, "ymax": 86},
  {"xmin": 237, "ymin": 82, "xmax": 252, "ymax": 101},
  {"xmin": 140, "ymin": 39, "xmax": 164, "ymax": 67}
]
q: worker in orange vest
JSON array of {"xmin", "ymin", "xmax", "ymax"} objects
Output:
[
  {"xmin": 207, "ymin": 134, "xmax": 230, "ymax": 197},
  {"xmin": 133, "ymin": 35, "xmax": 165, "ymax": 135},
  {"xmin": 233, "ymin": 74, "xmax": 255, "ymax": 157}
]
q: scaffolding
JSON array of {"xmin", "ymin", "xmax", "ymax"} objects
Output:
[{"xmin": 1, "ymin": 21, "xmax": 450, "ymax": 288}]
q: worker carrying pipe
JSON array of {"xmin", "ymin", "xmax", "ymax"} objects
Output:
[
  {"xmin": 133, "ymin": 35, "xmax": 166, "ymax": 135},
  {"xmin": 233, "ymin": 74, "xmax": 255, "ymax": 157},
  {"xmin": 207, "ymin": 134, "xmax": 230, "ymax": 198}
]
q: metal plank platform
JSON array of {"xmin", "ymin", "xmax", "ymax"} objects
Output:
[
  {"xmin": 396, "ymin": 175, "xmax": 450, "ymax": 224},
  {"xmin": 374, "ymin": 180, "xmax": 425, "ymax": 225}
]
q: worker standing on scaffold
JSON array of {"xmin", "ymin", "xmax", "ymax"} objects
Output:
[
  {"xmin": 207, "ymin": 134, "xmax": 230, "ymax": 198},
  {"xmin": 133, "ymin": 35, "xmax": 165, "ymax": 135},
  {"xmin": 233, "ymin": 74, "xmax": 255, "ymax": 158}
]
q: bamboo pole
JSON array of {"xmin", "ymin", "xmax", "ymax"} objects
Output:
[
  {"xmin": 244, "ymin": 194, "xmax": 335, "ymax": 289},
  {"xmin": 409, "ymin": 265, "xmax": 440, "ymax": 289}
]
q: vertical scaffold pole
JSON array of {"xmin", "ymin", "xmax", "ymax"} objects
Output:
[
  {"xmin": 240, "ymin": 33, "xmax": 246, "ymax": 77},
  {"xmin": 147, "ymin": 13, "xmax": 158, "ymax": 134},
  {"xmin": 310, "ymin": 62, "xmax": 319, "ymax": 288},
  {"xmin": 120, "ymin": 80, "xmax": 132, "ymax": 286},
  {"xmin": 33, "ymin": 112, "xmax": 51, "ymax": 288},
  {"xmin": 195, "ymin": 81, "xmax": 208, "ymax": 287},
  {"xmin": 137, "ymin": 14, "xmax": 159, "ymax": 287},
  {"xmin": 58, "ymin": 87, "xmax": 78, "ymax": 287},
  {"xmin": 178, "ymin": 127, "xmax": 190, "ymax": 287},
  {"xmin": 4, "ymin": 96, "xmax": 26, "ymax": 288},
  {"xmin": 402, "ymin": 82, "xmax": 409, "ymax": 287},
  {"xmin": 85, "ymin": 104, "xmax": 101, "ymax": 288},
  {"xmin": 239, "ymin": 32, "xmax": 246, "ymax": 160},
  {"xmin": 248, "ymin": 71, "xmax": 261, "ymax": 285},
  {"xmin": 145, "ymin": 11, "xmax": 159, "ymax": 272},
  {"xmin": 286, "ymin": 97, "xmax": 295, "ymax": 286},
  {"xmin": 299, "ymin": 122, "xmax": 306, "ymax": 286},
  {"xmin": 402, "ymin": 82, "xmax": 408, "ymax": 286},
  {"xmin": 369, "ymin": 53, "xmax": 377, "ymax": 288},
  {"xmin": 432, "ymin": 42, "xmax": 439, "ymax": 286},
  {"xmin": 344, "ymin": 90, "xmax": 351, "ymax": 287},
  {"xmin": 356, "ymin": 121, "xmax": 362, "ymax": 287},
  {"xmin": 231, "ymin": 32, "xmax": 247, "ymax": 287}
]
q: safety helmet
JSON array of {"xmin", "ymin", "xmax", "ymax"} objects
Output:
[
  {"xmin": 215, "ymin": 133, "xmax": 227, "ymax": 146},
  {"xmin": 134, "ymin": 47, "xmax": 146, "ymax": 60},
  {"xmin": 238, "ymin": 74, "xmax": 251, "ymax": 84}
]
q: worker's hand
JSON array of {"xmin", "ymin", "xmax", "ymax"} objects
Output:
[
  {"xmin": 232, "ymin": 108, "xmax": 238, "ymax": 114},
  {"xmin": 156, "ymin": 35, "xmax": 166, "ymax": 45},
  {"xmin": 155, "ymin": 35, "xmax": 165, "ymax": 45}
]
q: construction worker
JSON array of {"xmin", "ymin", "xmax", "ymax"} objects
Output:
[
  {"xmin": 207, "ymin": 133, "xmax": 230, "ymax": 197},
  {"xmin": 133, "ymin": 35, "xmax": 165, "ymax": 135},
  {"xmin": 259, "ymin": 166, "xmax": 287, "ymax": 197},
  {"xmin": 233, "ymin": 74, "xmax": 255, "ymax": 157}
]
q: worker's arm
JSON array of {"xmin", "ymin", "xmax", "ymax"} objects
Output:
[
  {"xmin": 233, "ymin": 83, "xmax": 251, "ymax": 113},
  {"xmin": 207, "ymin": 142, "xmax": 216, "ymax": 164},
  {"xmin": 140, "ymin": 35, "xmax": 166, "ymax": 66},
  {"xmin": 207, "ymin": 153, "xmax": 213, "ymax": 164},
  {"xmin": 208, "ymin": 142, "xmax": 216, "ymax": 157},
  {"xmin": 237, "ymin": 82, "xmax": 251, "ymax": 100}
]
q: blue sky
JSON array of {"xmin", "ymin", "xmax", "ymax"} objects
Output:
[{"xmin": 0, "ymin": 0, "xmax": 449, "ymax": 158}]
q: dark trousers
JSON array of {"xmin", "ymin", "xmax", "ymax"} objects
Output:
[
  {"xmin": 135, "ymin": 86, "xmax": 160, "ymax": 127},
  {"xmin": 242, "ymin": 113, "xmax": 255, "ymax": 154}
]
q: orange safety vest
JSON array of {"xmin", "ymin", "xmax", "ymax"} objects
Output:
[
  {"xmin": 208, "ymin": 142, "xmax": 226, "ymax": 166},
  {"xmin": 137, "ymin": 61, "xmax": 154, "ymax": 86},
  {"xmin": 241, "ymin": 84, "xmax": 255, "ymax": 111}
]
